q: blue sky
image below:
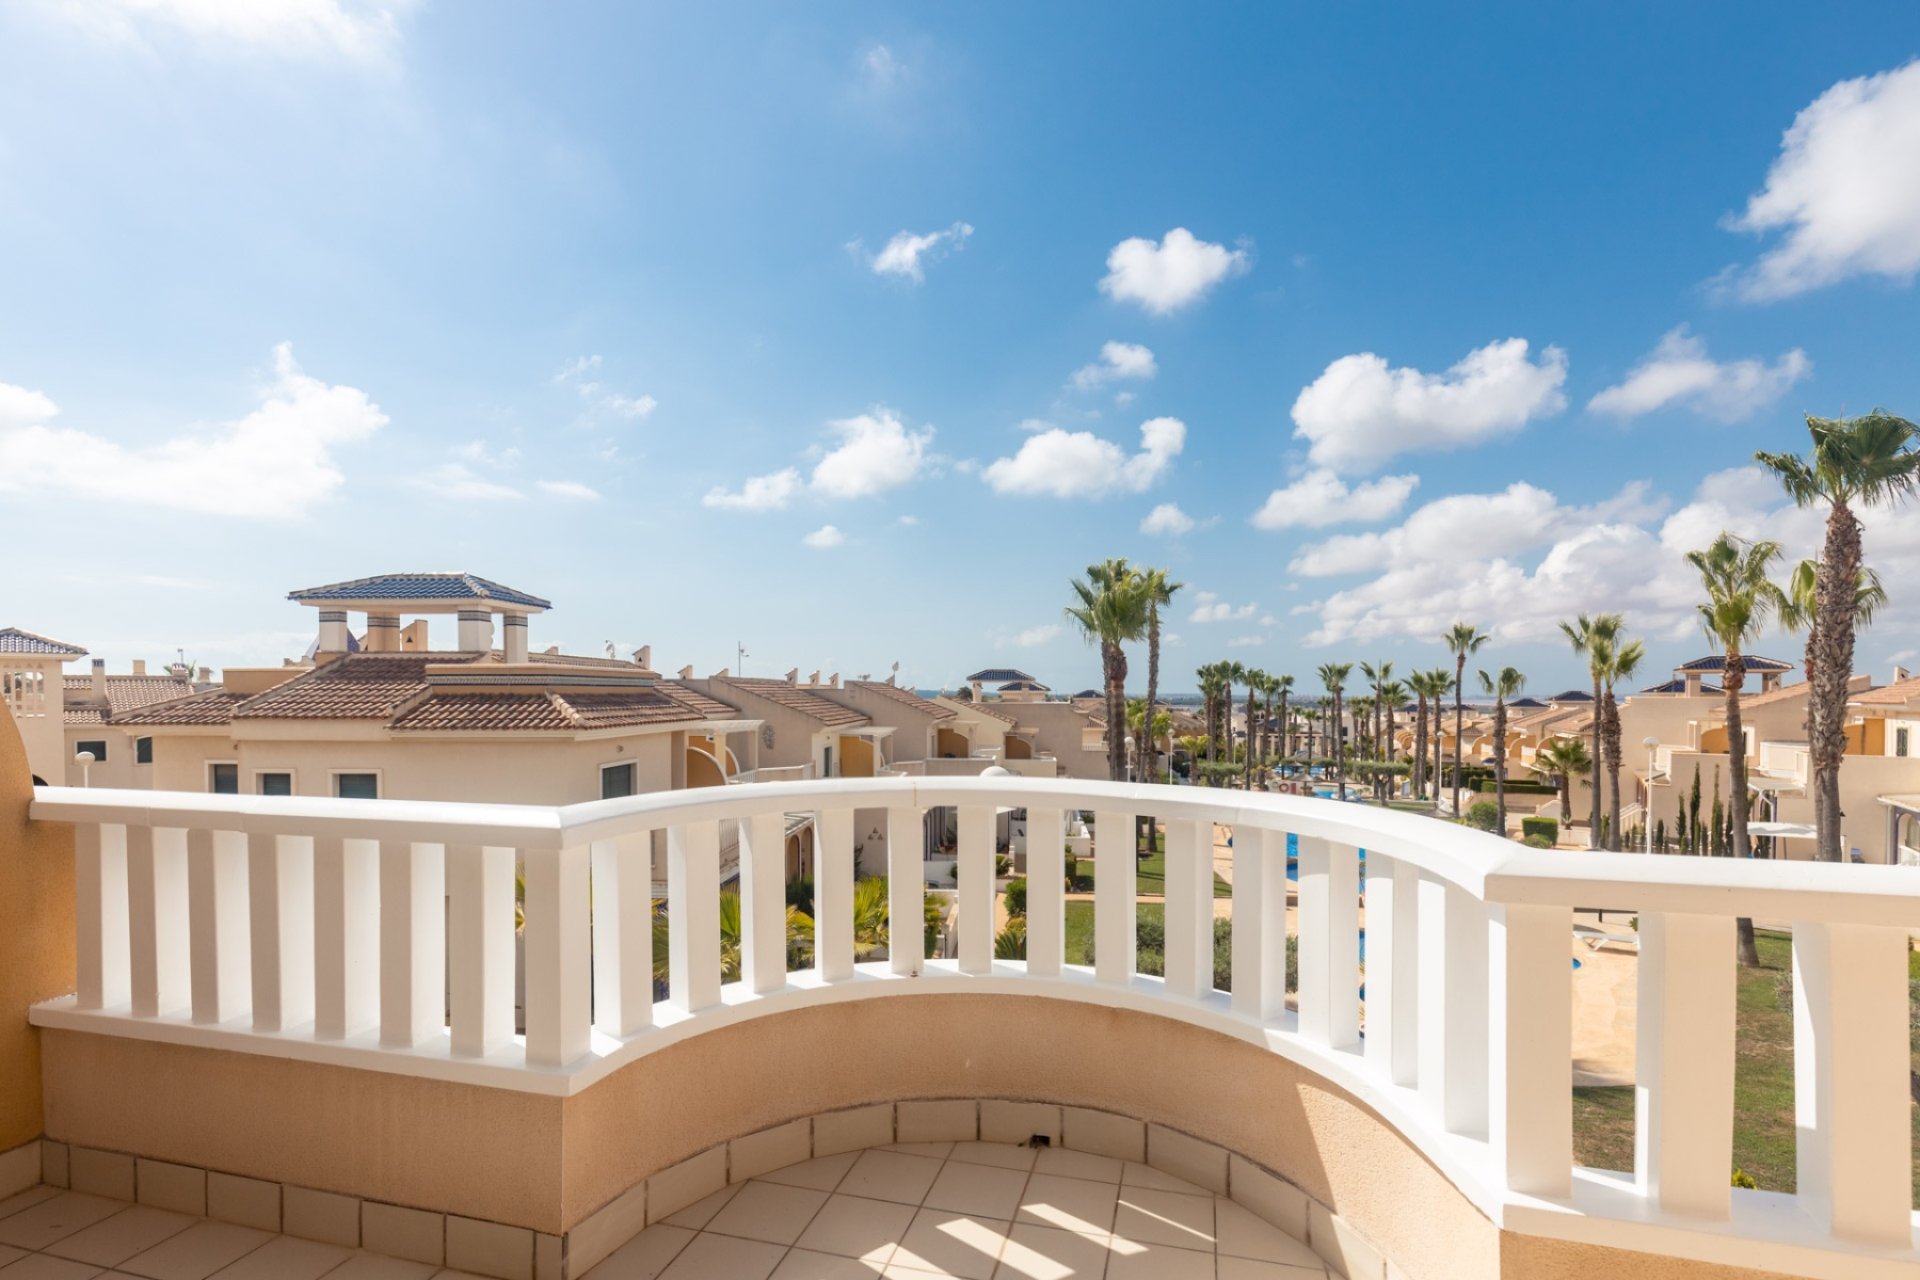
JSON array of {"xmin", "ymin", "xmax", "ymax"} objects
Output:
[{"xmin": 3, "ymin": 3, "xmax": 1919, "ymax": 696}]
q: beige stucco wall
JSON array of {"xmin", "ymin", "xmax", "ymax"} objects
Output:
[
  {"xmin": 0, "ymin": 708, "xmax": 76, "ymax": 1150},
  {"xmin": 683, "ymin": 678, "xmax": 835, "ymax": 775},
  {"xmin": 990, "ymin": 701, "xmax": 1107, "ymax": 779}
]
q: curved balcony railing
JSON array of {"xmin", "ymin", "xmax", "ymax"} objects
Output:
[{"xmin": 25, "ymin": 778, "xmax": 1920, "ymax": 1276}]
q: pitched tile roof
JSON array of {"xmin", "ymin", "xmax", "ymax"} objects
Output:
[
  {"xmin": 63, "ymin": 674, "xmax": 197, "ymax": 724},
  {"xmin": 966, "ymin": 668, "xmax": 1036, "ymax": 684},
  {"xmin": 0, "ymin": 627, "xmax": 87, "ymax": 657},
  {"xmin": 1852, "ymin": 675, "xmax": 1920, "ymax": 706},
  {"xmin": 234, "ymin": 653, "xmax": 456, "ymax": 720},
  {"xmin": 1675, "ymin": 655, "xmax": 1792, "ymax": 673},
  {"xmin": 999, "ymin": 680, "xmax": 1050, "ymax": 692},
  {"xmin": 1546, "ymin": 689, "xmax": 1594, "ymax": 703},
  {"xmin": 962, "ymin": 699, "xmax": 1018, "ymax": 724},
  {"xmin": 847, "ymin": 679, "xmax": 957, "ymax": 720},
  {"xmin": 390, "ymin": 691, "xmax": 712, "ymax": 732},
  {"xmin": 1732, "ymin": 681, "xmax": 1811, "ymax": 709},
  {"xmin": 1639, "ymin": 678, "xmax": 1723, "ymax": 695},
  {"xmin": 724, "ymin": 678, "xmax": 869, "ymax": 726},
  {"xmin": 658, "ymin": 682, "xmax": 740, "ymax": 719},
  {"xmin": 111, "ymin": 689, "xmax": 244, "ymax": 726},
  {"xmin": 288, "ymin": 573, "xmax": 550, "ymax": 610}
]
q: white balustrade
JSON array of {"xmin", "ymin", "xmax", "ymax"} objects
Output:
[{"xmin": 28, "ymin": 777, "xmax": 1920, "ymax": 1277}]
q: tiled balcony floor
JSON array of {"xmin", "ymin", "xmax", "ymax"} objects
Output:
[
  {"xmin": 586, "ymin": 1141, "xmax": 1330, "ymax": 1279},
  {"xmin": 0, "ymin": 1185, "xmax": 491, "ymax": 1280}
]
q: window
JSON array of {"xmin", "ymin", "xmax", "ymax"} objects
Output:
[
  {"xmin": 135, "ymin": 736, "xmax": 153, "ymax": 765},
  {"xmin": 335, "ymin": 773, "xmax": 379, "ymax": 800},
  {"xmin": 75, "ymin": 739, "xmax": 107, "ymax": 762},
  {"xmin": 601, "ymin": 762, "xmax": 636, "ymax": 799},
  {"xmin": 1899, "ymin": 727, "xmax": 1911, "ymax": 759},
  {"xmin": 210, "ymin": 763, "xmax": 239, "ymax": 794},
  {"xmin": 258, "ymin": 772, "xmax": 293, "ymax": 796}
]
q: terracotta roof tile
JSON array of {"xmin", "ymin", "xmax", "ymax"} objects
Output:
[
  {"xmin": 390, "ymin": 693, "xmax": 577, "ymax": 732},
  {"xmin": 112, "ymin": 689, "xmax": 243, "ymax": 726},
  {"xmin": 234, "ymin": 653, "xmax": 459, "ymax": 720},
  {"xmin": 847, "ymin": 680, "xmax": 956, "ymax": 720},
  {"xmin": 966, "ymin": 700, "xmax": 1018, "ymax": 724},
  {"xmin": 724, "ymin": 678, "xmax": 869, "ymax": 726},
  {"xmin": 1730, "ymin": 681, "xmax": 1811, "ymax": 709},
  {"xmin": 1853, "ymin": 675, "xmax": 1920, "ymax": 706},
  {"xmin": 659, "ymin": 682, "xmax": 739, "ymax": 719},
  {"xmin": 63, "ymin": 674, "xmax": 197, "ymax": 717}
]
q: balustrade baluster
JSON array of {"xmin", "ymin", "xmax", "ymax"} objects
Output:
[
  {"xmin": 247, "ymin": 832, "xmax": 313, "ymax": 1033},
  {"xmin": 378, "ymin": 840, "xmax": 446, "ymax": 1050},
  {"xmin": 1162, "ymin": 818, "xmax": 1212, "ymax": 1000},
  {"xmin": 127, "ymin": 825, "xmax": 190, "ymax": 1018},
  {"xmin": 1792, "ymin": 920, "xmax": 1911, "ymax": 1245},
  {"xmin": 1093, "ymin": 808, "xmax": 1134, "ymax": 985},
  {"xmin": 447, "ymin": 844, "xmax": 515, "ymax": 1058},
  {"xmin": 666, "ymin": 822, "xmax": 722, "ymax": 1012},
  {"xmin": 815, "ymin": 808, "xmax": 855, "ymax": 981},
  {"xmin": 313, "ymin": 836, "xmax": 378, "ymax": 1041},
  {"xmin": 1489, "ymin": 902, "xmax": 1572, "ymax": 1198},
  {"xmin": 1633, "ymin": 911, "xmax": 1734, "ymax": 1218},
  {"xmin": 1023, "ymin": 806, "xmax": 1064, "ymax": 976},
  {"xmin": 887, "ymin": 805, "xmax": 924, "ymax": 975},
  {"xmin": 1417, "ymin": 874, "xmax": 1487, "ymax": 1136},
  {"xmin": 1297, "ymin": 836, "xmax": 1359, "ymax": 1049},
  {"xmin": 187, "ymin": 828, "xmax": 251, "ymax": 1025},
  {"xmin": 591, "ymin": 832, "xmax": 656, "ymax": 1036},
  {"xmin": 739, "ymin": 813, "xmax": 787, "ymax": 995},
  {"xmin": 75, "ymin": 822, "xmax": 130, "ymax": 1010},
  {"xmin": 524, "ymin": 844, "xmax": 591, "ymax": 1068},
  {"xmin": 956, "ymin": 805, "xmax": 994, "ymax": 975},
  {"xmin": 1363, "ymin": 855, "xmax": 1418, "ymax": 1086}
]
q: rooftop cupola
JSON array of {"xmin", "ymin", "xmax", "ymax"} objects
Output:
[{"xmin": 289, "ymin": 573, "xmax": 551, "ymax": 661}]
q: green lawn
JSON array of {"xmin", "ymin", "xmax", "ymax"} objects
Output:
[
  {"xmin": 1063, "ymin": 901, "xmax": 1164, "ymax": 967},
  {"xmin": 1065, "ymin": 841, "xmax": 1233, "ymax": 899},
  {"xmin": 1571, "ymin": 929, "xmax": 1920, "ymax": 1206}
]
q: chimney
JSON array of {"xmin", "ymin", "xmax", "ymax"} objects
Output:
[
  {"xmin": 457, "ymin": 610, "xmax": 493, "ymax": 653},
  {"xmin": 635, "ymin": 645, "xmax": 652, "ymax": 669},
  {"xmin": 785, "ymin": 668, "xmax": 799, "ymax": 686},
  {"xmin": 710, "ymin": 667, "xmax": 729, "ymax": 678},
  {"xmin": 830, "ymin": 673, "xmax": 840, "ymax": 688},
  {"xmin": 401, "ymin": 620, "xmax": 431, "ymax": 651},
  {"xmin": 886, "ymin": 672, "xmax": 896, "ymax": 686},
  {"xmin": 503, "ymin": 612, "xmax": 529, "ymax": 662},
  {"xmin": 132, "ymin": 659, "xmax": 146, "ymax": 676},
  {"xmin": 90, "ymin": 658, "xmax": 106, "ymax": 704},
  {"xmin": 197, "ymin": 666, "xmax": 212, "ymax": 684},
  {"xmin": 317, "ymin": 610, "xmax": 349, "ymax": 655},
  {"xmin": 807, "ymin": 670, "xmax": 820, "ymax": 686},
  {"xmin": 678, "ymin": 665, "xmax": 695, "ymax": 679}
]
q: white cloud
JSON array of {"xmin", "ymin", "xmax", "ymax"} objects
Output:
[
  {"xmin": 703, "ymin": 467, "xmax": 802, "ymax": 512},
  {"xmin": 1291, "ymin": 338, "xmax": 1567, "ymax": 473},
  {"xmin": 1070, "ymin": 341, "xmax": 1157, "ymax": 390},
  {"xmin": 862, "ymin": 43, "xmax": 903, "ymax": 89},
  {"xmin": 983, "ymin": 416, "xmax": 1185, "ymax": 499},
  {"xmin": 810, "ymin": 408, "xmax": 933, "ymax": 498},
  {"xmin": 866, "ymin": 223, "xmax": 974, "ymax": 283},
  {"xmin": 1188, "ymin": 591, "xmax": 1258, "ymax": 623},
  {"xmin": 0, "ymin": 343, "xmax": 385, "ymax": 519},
  {"xmin": 555, "ymin": 353, "xmax": 655, "ymax": 419},
  {"xmin": 1140, "ymin": 502, "xmax": 1195, "ymax": 536},
  {"xmin": 65, "ymin": 0, "xmax": 411, "ymax": 61},
  {"xmin": 1588, "ymin": 327, "xmax": 1811, "ymax": 421},
  {"xmin": 1723, "ymin": 60, "xmax": 1920, "ymax": 300},
  {"xmin": 897, "ymin": 514, "xmax": 920, "ymax": 526},
  {"xmin": 1227, "ymin": 635, "xmax": 1267, "ymax": 649},
  {"xmin": 1099, "ymin": 228, "xmax": 1249, "ymax": 314},
  {"xmin": 601, "ymin": 393, "xmax": 657, "ymax": 419},
  {"xmin": 802, "ymin": 524, "xmax": 845, "ymax": 549},
  {"xmin": 538, "ymin": 480, "xmax": 602, "ymax": 501},
  {"xmin": 452, "ymin": 440, "xmax": 521, "ymax": 469},
  {"xmin": 0, "ymin": 383, "xmax": 58, "ymax": 429},
  {"xmin": 411, "ymin": 463, "xmax": 522, "ymax": 502},
  {"xmin": 1011, "ymin": 624, "xmax": 1061, "ymax": 648},
  {"xmin": 1251, "ymin": 468, "xmax": 1418, "ymax": 530},
  {"xmin": 553, "ymin": 355, "xmax": 600, "ymax": 384}
]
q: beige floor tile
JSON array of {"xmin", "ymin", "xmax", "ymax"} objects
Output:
[
  {"xmin": 0, "ymin": 1189, "xmax": 63, "ymax": 1224},
  {"xmin": 206, "ymin": 1234, "xmax": 351, "ymax": 1279},
  {"xmin": 653, "ymin": 1232, "xmax": 785, "ymax": 1280},
  {"xmin": 0, "ymin": 1253, "xmax": 109, "ymax": 1279},
  {"xmin": 1116, "ymin": 1164, "xmax": 1203, "ymax": 1196},
  {"xmin": 944, "ymin": 1147, "xmax": 1033, "ymax": 1174},
  {"xmin": 659, "ymin": 1186, "xmax": 740, "ymax": 1232},
  {"xmin": 890, "ymin": 1210, "xmax": 1011, "ymax": 1280},
  {"xmin": 1030, "ymin": 1151, "xmax": 1119, "ymax": 1186},
  {"xmin": 45, "ymin": 1207, "xmax": 196, "ymax": 1267},
  {"xmin": 704, "ymin": 1183, "xmax": 830, "ymax": 1247},
  {"xmin": 793, "ymin": 1194, "xmax": 915, "ymax": 1263},
  {"xmin": 882, "ymin": 1144, "xmax": 953, "ymax": 1161},
  {"xmin": 0, "ymin": 1194, "xmax": 128, "ymax": 1252},
  {"xmin": 1214, "ymin": 1201, "xmax": 1319, "ymax": 1268},
  {"xmin": 0, "ymin": 1244, "xmax": 25, "ymax": 1267},
  {"xmin": 1102, "ymin": 1239, "xmax": 1212, "ymax": 1280},
  {"xmin": 921, "ymin": 1165, "xmax": 1027, "ymax": 1222},
  {"xmin": 769, "ymin": 1250, "xmax": 888, "ymax": 1279},
  {"xmin": 993, "ymin": 1224, "xmax": 1113, "ymax": 1280},
  {"xmin": 759, "ymin": 1155, "xmax": 858, "ymax": 1194},
  {"xmin": 836, "ymin": 1153, "xmax": 941, "ymax": 1208},
  {"xmin": 1216, "ymin": 1258, "xmax": 1325, "ymax": 1278},
  {"xmin": 1111, "ymin": 1190, "xmax": 1213, "ymax": 1252},
  {"xmin": 580, "ymin": 1225, "xmax": 695, "ymax": 1280},
  {"xmin": 117, "ymin": 1220, "xmax": 272, "ymax": 1280},
  {"xmin": 1014, "ymin": 1178, "xmax": 1117, "ymax": 1236},
  {"xmin": 318, "ymin": 1254, "xmax": 440, "ymax": 1280}
]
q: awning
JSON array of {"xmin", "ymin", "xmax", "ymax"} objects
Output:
[
  {"xmin": 1878, "ymin": 794, "xmax": 1920, "ymax": 815},
  {"xmin": 1748, "ymin": 821, "xmax": 1817, "ymax": 840},
  {"xmin": 1745, "ymin": 773, "xmax": 1805, "ymax": 793}
]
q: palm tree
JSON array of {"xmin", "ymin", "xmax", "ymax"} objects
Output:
[
  {"xmin": 1425, "ymin": 667, "xmax": 1455, "ymax": 801},
  {"xmin": 1196, "ymin": 662, "xmax": 1228, "ymax": 766},
  {"xmin": 654, "ymin": 890, "xmax": 814, "ymax": 984},
  {"xmin": 1595, "ymin": 634, "xmax": 1646, "ymax": 850},
  {"xmin": 1127, "ymin": 697, "xmax": 1172, "ymax": 769},
  {"xmin": 1379, "ymin": 679, "xmax": 1408, "ymax": 801},
  {"xmin": 1241, "ymin": 667, "xmax": 1266, "ymax": 788},
  {"xmin": 1139, "ymin": 569, "xmax": 1183, "ymax": 785},
  {"xmin": 1067, "ymin": 560, "xmax": 1150, "ymax": 782},
  {"xmin": 1273, "ymin": 674, "xmax": 1294, "ymax": 773},
  {"xmin": 1560, "ymin": 613, "xmax": 1623, "ymax": 849},
  {"xmin": 1317, "ymin": 662, "xmax": 1353, "ymax": 800},
  {"xmin": 1778, "ymin": 557, "xmax": 1888, "ymax": 634},
  {"xmin": 1689, "ymin": 531, "xmax": 1787, "ymax": 967},
  {"xmin": 1407, "ymin": 670, "xmax": 1432, "ymax": 800},
  {"xmin": 1477, "ymin": 666, "xmax": 1525, "ymax": 832},
  {"xmin": 1443, "ymin": 624, "xmax": 1489, "ymax": 812},
  {"xmin": 1757, "ymin": 411, "xmax": 1920, "ymax": 861},
  {"xmin": 1531, "ymin": 737, "xmax": 1592, "ymax": 833}
]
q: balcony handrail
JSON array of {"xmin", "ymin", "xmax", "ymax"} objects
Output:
[{"xmin": 24, "ymin": 777, "xmax": 1920, "ymax": 1277}]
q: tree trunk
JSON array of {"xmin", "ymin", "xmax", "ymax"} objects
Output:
[
  {"xmin": 1413, "ymin": 694, "xmax": 1427, "ymax": 799},
  {"xmin": 1725, "ymin": 648, "xmax": 1761, "ymax": 965},
  {"xmin": 1244, "ymin": 685, "xmax": 1258, "ymax": 789},
  {"xmin": 1334, "ymin": 692, "xmax": 1347, "ymax": 800},
  {"xmin": 1588, "ymin": 673, "xmax": 1603, "ymax": 848},
  {"xmin": 1452, "ymin": 660, "xmax": 1466, "ymax": 815},
  {"xmin": 1104, "ymin": 644, "xmax": 1128, "ymax": 783},
  {"xmin": 1279, "ymin": 691, "xmax": 1290, "ymax": 772},
  {"xmin": 1144, "ymin": 606, "xmax": 1161, "ymax": 785},
  {"xmin": 1810, "ymin": 499, "xmax": 1861, "ymax": 862},
  {"xmin": 1493, "ymin": 699, "xmax": 1508, "ymax": 832},
  {"xmin": 1603, "ymin": 687, "xmax": 1623, "ymax": 850}
]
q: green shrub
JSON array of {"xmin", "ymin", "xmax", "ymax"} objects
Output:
[
  {"xmin": 1522, "ymin": 834, "xmax": 1553, "ymax": 849},
  {"xmin": 1731, "ymin": 1168, "xmax": 1757, "ymax": 1189},
  {"xmin": 1476, "ymin": 779, "xmax": 1556, "ymax": 795},
  {"xmin": 1520, "ymin": 816, "xmax": 1559, "ymax": 844},
  {"xmin": 1003, "ymin": 877, "xmax": 1027, "ymax": 918},
  {"xmin": 994, "ymin": 919, "xmax": 1026, "ymax": 959},
  {"xmin": 1466, "ymin": 800, "xmax": 1500, "ymax": 831}
]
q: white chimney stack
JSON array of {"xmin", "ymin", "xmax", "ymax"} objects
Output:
[
  {"xmin": 785, "ymin": 668, "xmax": 799, "ymax": 686},
  {"xmin": 458, "ymin": 610, "xmax": 494, "ymax": 653},
  {"xmin": 503, "ymin": 613, "xmax": 529, "ymax": 663},
  {"xmin": 635, "ymin": 645, "xmax": 652, "ymax": 669},
  {"xmin": 678, "ymin": 665, "xmax": 695, "ymax": 679},
  {"xmin": 317, "ymin": 610, "xmax": 349, "ymax": 655},
  {"xmin": 90, "ymin": 658, "xmax": 106, "ymax": 704},
  {"xmin": 131, "ymin": 659, "xmax": 146, "ymax": 676}
]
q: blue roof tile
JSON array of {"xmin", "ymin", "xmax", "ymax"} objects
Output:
[{"xmin": 288, "ymin": 573, "xmax": 551, "ymax": 610}]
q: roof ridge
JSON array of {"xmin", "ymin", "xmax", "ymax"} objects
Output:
[{"xmin": 547, "ymin": 691, "xmax": 587, "ymax": 728}]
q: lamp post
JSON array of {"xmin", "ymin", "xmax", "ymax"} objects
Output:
[
  {"xmin": 74, "ymin": 750, "xmax": 95, "ymax": 788},
  {"xmin": 1642, "ymin": 735, "xmax": 1660, "ymax": 855}
]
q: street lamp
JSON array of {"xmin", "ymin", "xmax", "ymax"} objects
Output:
[
  {"xmin": 1641, "ymin": 735, "xmax": 1660, "ymax": 854},
  {"xmin": 1123, "ymin": 735, "xmax": 1136, "ymax": 783},
  {"xmin": 74, "ymin": 750, "xmax": 95, "ymax": 788}
]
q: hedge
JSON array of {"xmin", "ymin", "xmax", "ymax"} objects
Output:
[
  {"xmin": 1520, "ymin": 816, "xmax": 1559, "ymax": 844},
  {"xmin": 1475, "ymin": 779, "xmax": 1556, "ymax": 795}
]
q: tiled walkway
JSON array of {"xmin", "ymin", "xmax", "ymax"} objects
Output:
[
  {"xmin": 0, "ymin": 1184, "xmax": 488, "ymax": 1280},
  {"xmin": 585, "ymin": 1141, "xmax": 1330, "ymax": 1279}
]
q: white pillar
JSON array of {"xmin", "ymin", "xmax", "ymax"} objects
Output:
[
  {"xmin": 247, "ymin": 832, "xmax": 314, "ymax": 1033},
  {"xmin": 1094, "ymin": 809, "xmax": 1135, "ymax": 985},
  {"xmin": 1230, "ymin": 827, "xmax": 1290, "ymax": 1022},
  {"xmin": 1162, "ymin": 818, "xmax": 1213, "ymax": 1000},
  {"xmin": 1489, "ymin": 902, "xmax": 1573, "ymax": 1198},
  {"xmin": 127, "ymin": 825, "xmax": 190, "ymax": 1018},
  {"xmin": 887, "ymin": 805, "xmax": 925, "ymax": 974},
  {"xmin": 815, "ymin": 809, "xmax": 855, "ymax": 980},
  {"xmin": 187, "ymin": 828, "xmax": 252, "ymax": 1025},
  {"xmin": 592, "ymin": 832, "xmax": 656, "ymax": 1036},
  {"xmin": 1297, "ymin": 836, "xmax": 1360, "ymax": 1050},
  {"xmin": 316, "ymin": 610, "xmax": 349, "ymax": 655},
  {"xmin": 447, "ymin": 844, "xmax": 515, "ymax": 1058},
  {"xmin": 1023, "ymin": 806, "xmax": 1064, "ymax": 976},
  {"xmin": 503, "ymin": 613, "xmax": 529, "ymax": 663},
  {"xmin": 313, "ymin": 836, "xmax": 378, "ymax": 1041},
  {"xmin": 379, "ymin": 840, "xmax": 446, "ymax": 1050},
  {"xmin": 1635, "ymin": 912, "xmax": 1735, "ymax": 1219},
  {"xmin": 957, "ymin": 805, "xmax": 995, "ymax": 975},
  {"xmin": 1417, "ymin": 874, "xmax": 1489, "ymax": 1137},
  {"xmin": 457, "ymin": 610, "xmax": 494, "ymax": 653},
  {"xmin": 666, "ymin": 822, "xmax": 722, "ymax": 1012},
  {"xmin": 365, "ymin": 612, "xmax": 400, "ymax": 653},
  {"xmin": 75, "ymin": 822, "xmax": 130, "ymax": 1011},
  {"xmin": 524, "ymin": 844, "xmax": 591, "ymax": 1068},
  {"xmin": 739, "ymin": 813, "xmax": 787, "ymax": 994},
  {"xmin": 1363, "ymin": 855, "xmax": 1420, "ymax": 1086}
]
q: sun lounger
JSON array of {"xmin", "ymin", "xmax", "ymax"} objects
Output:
[{"xmin": 1573, "ymin": 924, "xmax": 1639, "ymax": 952}]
